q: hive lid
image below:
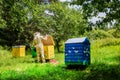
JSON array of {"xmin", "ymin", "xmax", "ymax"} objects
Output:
[
  {"xmin": 42, "ymin": 35, "xmax": 55, "ymax": 45},
  {"xmin": 12, "ymin": 45, "xmax": 26, "ymax": 48},
  {"xmin": 65, "ymin": 37, "xmax": 90, "ymax": 44}
]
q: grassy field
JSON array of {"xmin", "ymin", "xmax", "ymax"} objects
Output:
[{"xmin": 0, "ymin": 38, "xmax": 120, "ymax": 80}]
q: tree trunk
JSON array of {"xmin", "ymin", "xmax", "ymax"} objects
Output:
[{"xmin": 55, "ymin": 39, "xmax": 61, "ymax": 53}]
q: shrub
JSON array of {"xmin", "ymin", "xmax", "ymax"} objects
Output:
[
  {"xmin": 100, "ymin": 38, "xmax": 120, "ymax": 47},
  {"xmin": 107, "ymin": 29, "xmax": 120, "ymax": 38},
  {"xmin": 83, "ymin": 29, "xmax": 114, "ymax": 40}
]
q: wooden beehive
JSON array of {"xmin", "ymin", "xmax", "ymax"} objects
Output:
[
  {"xmin": 12, "ymin": 45, "xmax": 26, "ymax": 57},
  {"xmin": 42, "ymin": 35, "xmax": 55, "ymax": 59},
  {"xmin": 44, "ymin": 45, "xmax": 54, "ymax": 59}
]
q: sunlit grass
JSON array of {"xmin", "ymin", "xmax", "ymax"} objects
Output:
[
  {"xmin": 91, "ymin": 39, "xmax": 120, "ymax": 65},
  {"xmin": 91, "ymin": 45, "xmax": 120, "ymax": 65},
  {"xmin": 0, "ymin": 38, "xmax": 120, "ymax": 80}
]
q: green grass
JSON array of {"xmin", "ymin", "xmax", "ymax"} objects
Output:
[{"xmin": 0, "ymin": 38, "xmax": 120, "ymax": 80}]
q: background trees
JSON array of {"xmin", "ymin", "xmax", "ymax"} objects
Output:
[
  {"xmin": 71, "ymin": 0, "xmax": 120, "ymax": 29},
  {"xmin": 1, "ymin": 0, "xmax": 119, "ymax": 52},
  {"xmin": 0, "ymin": 0, "xmax": 35, "ymax": 47},
  {"xmin": 0, "ymin": 0, "xmax": 86, "ymax": 52},
  {"xmin": 30, "ymin": 3, "xmax": 86, "ymax": 52},
  {"xmin": 43, "ymin": 3, "xmax": 86, "ymax": 52}
]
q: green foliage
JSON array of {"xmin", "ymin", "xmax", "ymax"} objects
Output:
[
  {"xmin": 107, "ymin": 29, "xmax": 120, "ymax": 38},
  {"xmin": 0, "ymin": 0, "xmax": 34, "ymax": 46},
  {"xmin": 71, "ymin": 0, "xmax": 120, "ymax": 26},
  {"xmin": 0, "ymin": 0, "xmax": 6, "ymax": 28},
  {"xmin": 0, "ymin": 17, "xmax": 6, "ymax": 28},
  {"xmin": 46, "ymin": 3, "xmax": 86, "ymax": 52},
  {"xmin": 46, "ymin": 3, "xmax": 85, "ymax": 38},
  {"xmin": 0, "ymin": 1, "xmax": 86, "ymax": 51},
  {"xmin": 83, "ymin": 29, "xmax": 114, "ymax": 40},
  {"xmin": 99, "ymin": 38, "xmax": 120, "ymax": 47}
]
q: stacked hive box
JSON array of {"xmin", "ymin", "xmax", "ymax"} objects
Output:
[
  {"xmin": 42, "ymin": 35, "xmax": 55, "ymax": 59},
  {"xmin": 12, "ymin": 45, "xmax": 26, "ymax": 57},
  {"xmin": 65, "ymin": 37, "xmax": 90, "ymax": 65}
]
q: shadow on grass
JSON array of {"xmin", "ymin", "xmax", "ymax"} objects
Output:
[
  {"xmin": 62, "ymin": 63, "xmax": 120, "ymax": 80},
  {"xmin": 65, "ymin": 65, "xmax": 88, "ymax": 70},
  {"xmin": 114, "ymin": 55, "xmax": 120, "ymax": 64},
  {"xmin": 85, "ymin": 63, "xmax": 120, "ymax": 80}
]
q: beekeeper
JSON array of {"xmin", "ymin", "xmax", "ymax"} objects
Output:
[{"xmin": 33, "ymin": 32, "xmax": 47, "ymax": 63}]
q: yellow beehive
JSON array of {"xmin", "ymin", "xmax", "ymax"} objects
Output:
[
  {"xmin": 12, "ymin": 45, "xmax": 25, "ymax": 57},
  {"xmin": 42, "ymin": 35, "xmax": 55, "ymax": 59},
  {"xmin": 44, "ymin": 45, "xmax": 54, "ymax": 59}
]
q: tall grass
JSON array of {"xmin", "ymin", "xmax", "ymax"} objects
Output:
[
  {"xmin": 0, "ymin": 38, "xmax": 120, "ymax": 80},
  {"xmin": 91, "ymin": 38, "xmax": 120, "ymax": 65}
]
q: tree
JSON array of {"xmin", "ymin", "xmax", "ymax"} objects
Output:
[
  {"xmin": 0, "ymin": 0, "xmax": 36, "ymax": 46},
  {"xmin": 71, "ymin": 0, "xmax": 120, "ymax": 29},
  {"xmin": 42, "ymin": 3, "xmax": 86, "ymax": 52},
  {"xmin": 29, "ymin": 2, "xmax": 86, "ymax": 52},
  {"xmin": 0, "ymin": 0, "xmax": 16, "ymax": 46}
]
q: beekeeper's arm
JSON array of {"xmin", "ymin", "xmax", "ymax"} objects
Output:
[{"xmin": 40, "ymin": 35, "xmax": 48, "ymax": 40}]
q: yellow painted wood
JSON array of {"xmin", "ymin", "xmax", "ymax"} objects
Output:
[
  {"xmin": 44, "ymin": 45, "xmax": 54, "ymax": 59},
  {"xmin": 12, "ymin": 46, "xmax": 25, "ymax": 57}
]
